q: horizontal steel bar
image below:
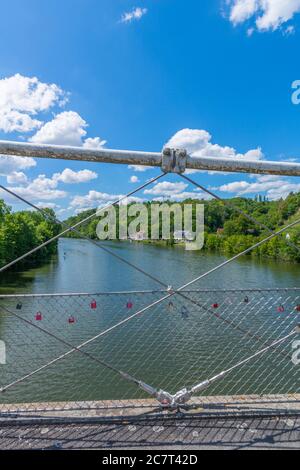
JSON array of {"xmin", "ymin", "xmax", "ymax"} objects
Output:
[
  {"xmin": 0, "ymin": 140, "xmax": 300, "ymax": 176},
  {"xmin": 0, "ymin": 140, "xmax": 161, "ymax": 167}
]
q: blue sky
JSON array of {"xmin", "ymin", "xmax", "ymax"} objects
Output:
[{"xmin": 0, "ymin": 0, "xmax": 300, "ymax": 217}]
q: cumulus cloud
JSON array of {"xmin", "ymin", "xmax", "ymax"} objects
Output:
[
  {"xmin": 266, "ymin": 183, "xmax": 300, "ymax": 199},
  {"xmin": 6, "ymin": 171, "xmax": 28, "ymax": 185},
  {"xmin": 0, "ymin": 73, "xmax": 109, "ymax": 212},
  {"xmin": 0, "ymin": 74, "xmax": 106, "ymax": 150},
  {"xmin": 217, "ymin": 174, "xmax": 300, "ymax": 200},
  {"xmin": 144, "ymin": 181, "xmax": 188, "ymax": 196},
  {"xmin": 121, "ymin": 7, "xmax": 148, "ymax": 23},
  {"xmin": 36, "ymin": 202, "xmax": 60, "ymax": 210},
  {"xmin": 227, "ymin": 0, "xmax": 300, "ymax": 33},
  {"xmin": 30, "ymin": 111, "xmax": 106, "ymax": 150},
  {"xmin": 127, "ymin": 128, "xmax": 264, "ymax": 175},
  {"xmin": 152, "ymin": 192, "xmax": 209, "ymax": 202},
  {"xmin": 30, "ymin": 111, "xmax": 87, "ymax": 146},
  {"xmin": 128, "ymin": 164, "xmax": 153, "ymax": 172},
  {"xmin": 53, "ymin": 168, "xmax": 98, "ymax": 184},
  {"xmin": 0, "ymin": 73, "xmax": 66, "ymax": 133},
  {"xmin": 144, "ymin": 180, "xmax": 209, "ymax": 201},
  {"xmin": 6, "ymin": 168, "xmax": 98, "ymax": 203},
  {"xmin": 70, "ymin": 190, "xmax": 144, "ymax": 211},
  {"xmin": 83, "ymin": 137, "xmax": 107, "ymax": 149},
  {"xmin": 166, "ymin": 128, "xmax": 264, "ymax": 161},
  {"xmin": 8, "ymin": 174, "xmax": 67, "ymax": 202},
  {"xmin": 0, "ymin": 154, "xmax": 36, "ymax": 177},
  {"xmin": 71, "ymin": 178, "xmax": 209, "ymax": 206},
  {"xmin": 130, "ymin": 175, "xmax": 140, "ymax": 183}
]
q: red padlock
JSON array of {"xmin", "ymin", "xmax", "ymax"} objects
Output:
[
  {"xmin": 295, "ymin": 305, "xmax": 300, "ymax": 312},
  {"xmin": 277, "ymin": 305, "xmax": 285, "ymax": 313},
  {"xmin": 126, "ymin": 301, "xmax": 133, "ymax": 309},
  {"xmin": 212, "ymin": 303, "xmax": 219, "ymax": 309},
  {"xmin": 35, "ymin": 312, "xmax": 42, "ymax": 321},
  {"xmin": 68, "ymin": 316, "xmax": 76, "ymax": 324},
  {"xmin": 90, "ymin": 300, "xmax": 97, "ymax": 309}
]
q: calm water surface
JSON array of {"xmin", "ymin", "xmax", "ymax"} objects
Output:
[
  {"xmin": 0, "ymin": 238, "xmax": 299, "ymax": 404},
  {"xmin": 1, "ymin": 237, "xmax": 299, "ymax": 293}
]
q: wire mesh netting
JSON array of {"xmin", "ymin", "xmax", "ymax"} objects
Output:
[{"xmin": 0, "ymin": 288, "xmax": 299, "ymax": 412}]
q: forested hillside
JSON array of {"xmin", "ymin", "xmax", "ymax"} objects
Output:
[{"xmin": 0, "ymin": 200, "xmax": 61, "ymax": 270}]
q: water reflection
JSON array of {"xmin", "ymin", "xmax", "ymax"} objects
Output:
[{"xmin": 0, "ymin": 237, "xmax": 299, "ymax": 294}]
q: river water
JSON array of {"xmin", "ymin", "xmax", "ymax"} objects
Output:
[{"xmin": 1, "ymin": 238, "xmax": 300, "ymax": 294}]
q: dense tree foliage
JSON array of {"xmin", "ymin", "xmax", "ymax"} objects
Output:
[
  {"xmin": 64, "ymin": 192, "xmax": 300, "ymax": 262},
  {"xmin": 1, "ymin": 192, "xmax": 298, "ymax": 273},
  {"xmin": 0, "ymin": 200, "xmax": 61, "ymax": 270}
]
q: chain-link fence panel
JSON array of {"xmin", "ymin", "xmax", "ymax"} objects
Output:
[{"xmin": 0, "ymin": 289, "xmax": 299, "ymax": 413}]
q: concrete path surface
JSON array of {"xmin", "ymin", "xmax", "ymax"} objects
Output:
[{"xmin": 0, "ymin": 413, "xmax": 299, "ymax": 450}]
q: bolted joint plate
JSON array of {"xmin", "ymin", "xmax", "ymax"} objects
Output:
[{"xmin": 162, "ymin": 148, "xmax": 187, "ymax": 174}]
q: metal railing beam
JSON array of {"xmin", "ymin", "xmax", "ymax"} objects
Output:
[{"xmin": 1, "ymin": 140, "xmax": 300, "ymax": 176}]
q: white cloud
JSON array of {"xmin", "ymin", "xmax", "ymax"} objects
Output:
[
  {"xmin": 166, "ymin": 128, "xmax": 263, "ymax": 161},
  {"xmin": 6, "ymin": 171, "xmax": 28, "ymax": 185},
  {"xmin": 0, "ymin": 73, "xmax": 66, "ymax": 133},
  {"xmin": 282, "ymin": 157, "xmax": 299, "ymax": 162},
  {"xmin": 8, "ymin": 174, "xmax": 67, "ymax": 202},
  {"xmin": 229, "ymin": 0, "xmax": 258, "ymax": 24},
  {"xmin": 83, "ymin": 137, "xmax": 107, "ymax": 149},
  {"xmin": 242, "ymin": 148, "xmax": 264, "ymax": 160},
  {"xmin": 119, "ymin": 196, "xmax": 145, "ymax": 205},
  {"xmin": 36, "ymin": 202, "xmax": 60, "ymax": 210},
  {"xmin": 217, "ymin": 174, "xmax": 300, "ymax": 200},
  {"xmin": 70, "ymin": 191, "xmax": 120, "ymax": 209},
  {"xmin": 144, "ymin": 180, "xmax": 211, "ymax": 201},
  {"xmin": 56, "ymin": 207, "xmax": 69, "ymax": 217},
  {"xmin": 53, "ymin": 168, "xmax": 98, "ymax": 184},
  {"xmin": 128, "ymin": 164, "xmax": 153, "ymax": 172},
  {"xmin": 30, "ymin": 111, "xmax": 106, "ymax": 151},
  {"xmin": 6, "ymin": 167, "xmax": 98, "ymax": 203},
  {"xmin": 70, "ymin": 190, "xmax": 144, "ymax": 211},
  {"xmin": 228, "ymin": 0, "xmax": 300, "ymax": 32},
  {"xmin": 130, "ymin": 175, "xmax": 140, "ymax": 183},
  {"xmin": 0, "ymin": 74, "xmax": 106, "ymax": 151},
  {"xmin": 144, "ymin": 181, "xmax": 188, "ymax": 197},
  {"xmin": 0, "ymin": 154, "xmax": 36, "ymax": 176},
  {"xmin": 167, "ymin": 129, "xmax": 211, "ymax": 154},
  {"xmin": 121, "ymin": 7, "xmax": 147, "ymax": 23},
  {"xmin": 30, "ymin": 111, "xmax": 87, "ymax": 146},
  {"xmin": 267, "ymin": 183, "xmax": 300, "ymax": 199},
  {"xmin": 153, "ymin": 191, "xmax": 210, "ymax": 202},
  {"xmin": 249, "ymin": 174, "xmax": 281, "ymax": 182},
  {"xmin": 0, "ymin": 73, "xmax": 109, "ymax": 213}
]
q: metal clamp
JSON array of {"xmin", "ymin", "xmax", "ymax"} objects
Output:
[
  {"xmin": 172, "ymin": 388, "xmax": 192, "ymax": 406},
  {"xmin": 138, "ymin": 381, "xmax": 174, "ymax": 406},
  {"xmin": 161, "ymin": 148, "xmax": 187, "ymax": 174}
]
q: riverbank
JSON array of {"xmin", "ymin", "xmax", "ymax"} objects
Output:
[
  {"xmin": 121, "ymin": 235, "xmax": 300, "ymax": 263},
  {"xmin": 63, "ymin": 194, "xmax": 300, "ymax": 263},
  {"xmin": 0, "ymin": 238, "xmax": 299, "ymax": 296},
  {"xmin": 0, "ymin": 201, "xmax": 61, "ymax": 272}
]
